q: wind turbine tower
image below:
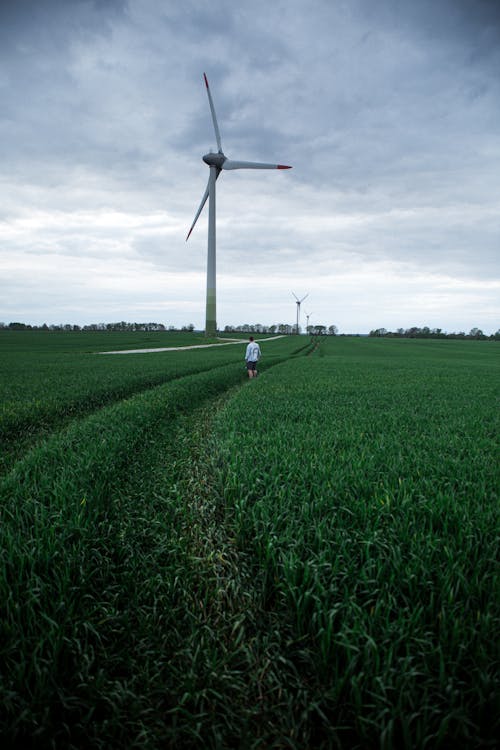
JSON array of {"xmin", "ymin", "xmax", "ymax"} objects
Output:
[
  {"xmin": 292, "ymin": 292, "xmax": 308, "ymax": 334},
  {"xmin": 305, "ymin": 311, "xmax": 312, "ymax": 334},
  {"xmin": 186, "ymin": 73, "xmax": 292, "ymax": 337}
]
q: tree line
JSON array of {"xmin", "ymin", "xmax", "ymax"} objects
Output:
[
  {"xmin": 223, "ymin": 324, "xmax": 338, "ymax": 335},
  {"xmin": 2, "ymin": 322, "xmax": 498, "ymax": 339},
  {"xmin": 369, "ymin": 326, "xmax": 500, "ymax": 341},
  {"xmin": 0, "ymin": 322, "xmax": 337, "ymax": 335},
  {"xmin": 0, "ymin": 322, "xmax": 180, "ymax": 332}
]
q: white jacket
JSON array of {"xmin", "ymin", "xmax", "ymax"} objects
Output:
[{"xmin": 245, "ymin": 342, "xmax": 261, "ymax": 362}]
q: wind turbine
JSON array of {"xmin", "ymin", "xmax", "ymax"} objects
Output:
[
  {"xmin": 305, "ymin": 311, "xmax": 313, "ymax": 334},
  {"xmin": 292, "ymin": 292, "xmax": 308, "ymax": 334},
  {"xmin": 186, "ymin": 73, "xmax": 292, "ymax": 337}
]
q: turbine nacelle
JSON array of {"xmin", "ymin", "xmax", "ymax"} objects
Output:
[{"xmin": 203, "ymin": 152, "xmax": 226, "ymax": 168}]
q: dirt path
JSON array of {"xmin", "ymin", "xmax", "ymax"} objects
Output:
[{"xmin": 99, "ymin": 335, "xmax": 286, "ymax": 355}]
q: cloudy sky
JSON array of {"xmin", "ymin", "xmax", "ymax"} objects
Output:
[{"xmin": 1, "ymin": 0, "xmax": 499, "ymax": 333}]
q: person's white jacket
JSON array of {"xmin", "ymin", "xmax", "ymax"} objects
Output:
[{"xmin": 245, "ymin": 341, "xmax": 261, "ymax": 362}]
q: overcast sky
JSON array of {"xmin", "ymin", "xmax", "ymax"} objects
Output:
[{"xmin": 1, "ymin": 0, "xmax": 499, "ymax": 333}]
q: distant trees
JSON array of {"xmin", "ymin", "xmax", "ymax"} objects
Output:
[
  {"xmin": 101, "ymin": 322, "xmax": 167, "ymax": 332},
  {"xmin": 1, "ymin": 320, "xmax": 341, "ymax": 335},
  {"xmin": 223, "ymin": 323, "xmax": 296, "ymax": 334},
  {"xmin": 1, "ymin": 322, "xmax": 31, "ymax": 330},
  {"xmin": 469, "ymin": 327, "xmax": 485, "ymax": 339},
  {"xmin": 368, "ymin": 326, "xmax": 497, "ymax": 340},
  {"xmin": 0, "ymin": 321, "xmax": 167, "ymax": 332},
  {"xmin": 305, "ymin": 324, "xmax": 338, "ymax": 336},
  {"xmin": 2, "ymin": 321, "xmax": 497, "ymax": 340},
  {"xmin": 223, "ymin": 323, "xmax": 339, "ymax": 335}
]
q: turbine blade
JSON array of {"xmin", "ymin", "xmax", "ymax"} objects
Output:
[
  {"xmin": 204, "ymin": 73, "xmax": 222, "ymax": 153},
  {"xmin": 292, "ymin": 291, "xmax": 299, "ymax": 301},
  {"xmin": 186, "ymin": 180, "xmax": 209, "ymax": 241},
  {"xmin": 300, "ymin": 293, "xmax": 309, "ymax": 303},
  {"xmin": 223, "ymin": 159, "xmax": 292, "ymax": 170},
  {"xmin": 186, "ymin": 170, "xmax": 221, "ymax": 240}
]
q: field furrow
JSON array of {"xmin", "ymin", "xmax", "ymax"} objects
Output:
[{"xmin": 0, "ymin": 333, "xmax": 304, "ymax": 474}]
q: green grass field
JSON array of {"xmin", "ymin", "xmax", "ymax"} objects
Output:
[
  {"xmin": 0, "ymin": 332, "xmax": 498, "ymax": 748},
  {"xmin": 0, "ymin": 331, "xmax": 297, "ymax": 475}
]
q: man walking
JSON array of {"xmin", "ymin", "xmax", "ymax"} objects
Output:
[{"xmin": 245, "ymin": 336, "xmax": 261, "ymax": 378}]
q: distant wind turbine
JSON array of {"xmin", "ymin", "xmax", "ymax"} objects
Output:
[
  {"xmin": 305, "ymin": 311, "xmax": 312, "ymax": 333},
  {"xmin": 186, "ymin": 73, "xmax": 292, "ymax": 337},
  {"xmin": 292, "ymin": 292, "xmax": 308, "ymax": 334}
]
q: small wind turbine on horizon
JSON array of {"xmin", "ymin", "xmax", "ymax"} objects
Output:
[
  {"xmin": 186, "ymin": 73, "xmax": 292, "ymax": 337},
  {"xmin": 305, "ymin": 311, "xmax": 312, "ymax": 333},
  {"xmin": 292, "ymin": 292, "xmax": 308, "ymax": 334}
]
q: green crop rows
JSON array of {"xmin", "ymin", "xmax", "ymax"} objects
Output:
[
  {"xmin": 0, "ymin": 331, "xmax": 298, "ymax": 474},
  {"xmin": 0, "ymin": 332, "xmax": 498, "ymax": 748}
]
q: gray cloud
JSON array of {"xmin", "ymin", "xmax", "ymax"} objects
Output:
[{"xmin": 1, "ymin": 0, "xmax": 499, "ymax": 331}]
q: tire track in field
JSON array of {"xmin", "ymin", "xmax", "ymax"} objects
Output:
[
  {"xmin": 1, "ymin": 338, "xmax": 299, "ymax": 477},
  {"xmin": 1, "ymin": 343, "xmax": 307, "ymax": 477},
  {"xmin": 151, "ymin": 365, "xmax": 320, "ymax": 746},
  {"xmin": 128, "ymin": 385, "xmax": 296, "ymax": 746},
  {"xmin": 0, "ymin": 359, "xmax": 247, "ymax": 477}
]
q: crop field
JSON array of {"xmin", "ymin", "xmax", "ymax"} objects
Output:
[
  {"xmin": 0, "ymin": 332, "xmax": 498, "ymax": 748},
  {"xmin": 0, "ymin": 331, "xmax": 291, "ymax": 475}
]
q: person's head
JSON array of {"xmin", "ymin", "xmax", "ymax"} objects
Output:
[{"xmin": 249, "ymin": 336, "xmax": 254, "ymax": 341}]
